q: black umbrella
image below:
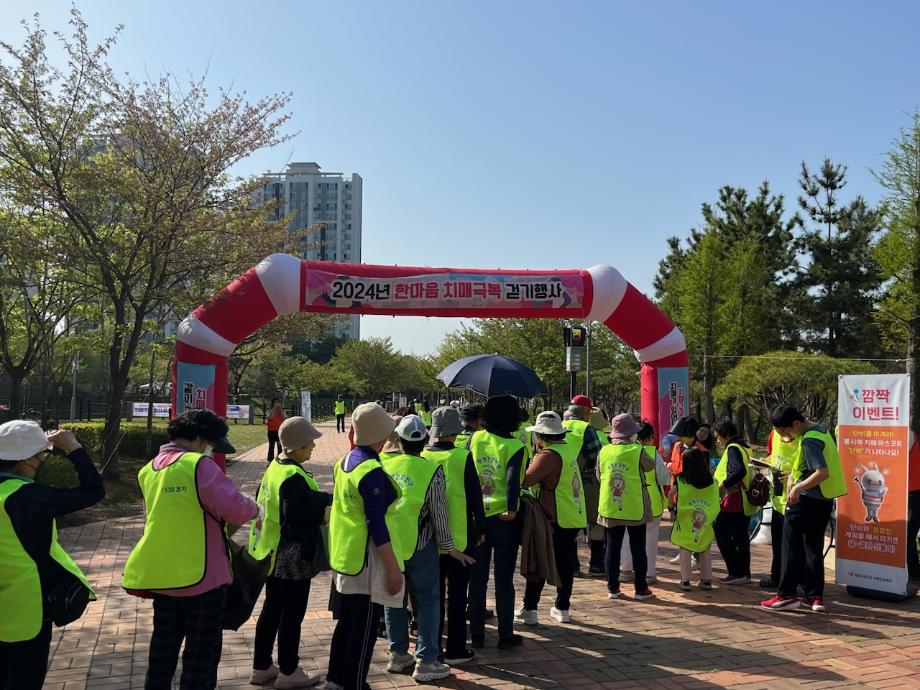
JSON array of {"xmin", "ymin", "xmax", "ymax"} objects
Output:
[{"xmin": 436, "ymin": 354, "xmax": 548, "ymax": 398}]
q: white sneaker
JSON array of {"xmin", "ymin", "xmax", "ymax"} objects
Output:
[
  {"xmin": 549, "ymin": 606, "xmax": 571, "ymax": 623},
  {"xmin": 646, "ymin": 576, "xmax": 658, "ymax": 584},
  {"xmin": 412, "ymin": 660, "xmax": 451, "ymax": 682},
  {"xmin": 669, "ymin": 554, "xmax": 681, "ymax": 564},
  {"xmin": 513, "ymin": 606, "xmax": 539, "ymax": 625},
  {"xmin": 607, "ymin": 589, "xmax": 622, "ymax": 600},
  {"xmin": 274, "ymin": 667, "xmax": 321, "ymax": 689},
  {"xmin": 386, "ymin": 651, "xmax": 416, "ymax": 673},
  {"xmin": 249, "ymin": 664, "xmax": 279, "ymax": 685}
]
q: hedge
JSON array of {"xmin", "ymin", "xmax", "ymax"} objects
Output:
[{"xmin": 59, "ymin": 421, "xmax": 169, "ymax": 462}]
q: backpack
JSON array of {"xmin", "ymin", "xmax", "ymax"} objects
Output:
[{"xmin": 744, "ymin": 471, "xmax": 771, "ymax": 507}]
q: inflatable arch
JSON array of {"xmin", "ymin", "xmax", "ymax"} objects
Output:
[{"xmin": 173, "ymin": 254, "xmax": 688, "ymax": 463}]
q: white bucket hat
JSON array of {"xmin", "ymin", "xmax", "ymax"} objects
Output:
[
  {"xmin": 526, "ymin": 411, "xmax": 569, "ymax": 436},
  {"xmin": 0, "ymin": 420, "xmax": 52, "ymax": 461},
  {"xmin": 352, "ymin": 402, "xmax": 397, "ymax": 446}
]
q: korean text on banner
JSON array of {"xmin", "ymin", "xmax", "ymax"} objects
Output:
[
  {"xmin": 657, "ymin": 368, "xmax": 689, "ymax": 435},
  {"xmin": 836, "ymin": 374, "xmax": 910, "ymax": 595},
  {"xmin": 300, "ymin": 390, "xmax": 312, "ymax": 422},
  {"xmin": 132, "ymin": 402, "xmax": 171, "ymax": 418},
  {"xmin": 176, "ymin": 362, "xmax": 216, "ymax": 415}
]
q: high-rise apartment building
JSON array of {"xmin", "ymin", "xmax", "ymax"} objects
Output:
[{"xmin": 253, "ymin": 162, "xmax": 362, "ymax": 339}]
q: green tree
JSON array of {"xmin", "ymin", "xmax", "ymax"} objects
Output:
[
  {"xmin": 873, "ymin": 111, "xmax": 920, "ymax": 428},
  {"xmin": 328, "ymin": 337, "xmax": 413, "ymax": 397},
  {"xmin": 793, "ymin": 159, "xmax": 882, "ymax": 356}
]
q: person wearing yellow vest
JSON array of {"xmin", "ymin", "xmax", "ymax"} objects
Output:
[
  {"xmin": 759, "ymin": 429, "xmax": 799, "ymax": 589},
  {"xmin": 620, "ymin": 421, "xmax": 670, "ymax": 585},
  {"xmin": 513, "ymin": 411, "xmax": 587, "ymax": 625},
  {"xmin": 382, "ymin": 415, "xmax": 472, "ymax": 683},
  {"xmin": 422, "ymin": 406, "xmax": 487, "ymax": 667},
  {"xmin": 0, "ymin": 422, "xmax": 102, "ymax": 690},
  {"xmin": 670, "ymin": 447, "xmax": 719, "ymax": 591},
  {"xmin": 248, "ymin": 417, "xmax": 330, "ymax": 689},
  {"xmin": 468, "ymin": 395, "xmax": 527, "ymax": 650},
  {"xmin": 563, "ymin": 395, "xmax": 606, "ymax": 577},
  {"xmin": 455, "ymin": 404, "xmax": 482, "ymax": 450},
  {"xmin": 335, "ymin": 394, "xmax": 347, "ymax": 433},
  {"xmin": 712, "ymin": 419, "xmax": 755, "ymax": 585},
  {"xmin": 419, "ymin": 401, "xmax": 433, "ymax": 429},
  {"xmin": 326, "ymin": 403, "xmax": 404, "ymax": 690},
  {"xmin": 761, "ymin": 406, "xmax": 846, "ymax": 613},
  {"xmin": 597, "ymin": 413, "xmax": 656, "ymax": 600},
  {"xmin": 123, "ymin": 410, "xmax": 257, "ymax": 690}
]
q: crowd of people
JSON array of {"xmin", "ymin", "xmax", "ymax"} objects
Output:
[{"xmin": 1, "ymin": 392, "xmax": 919, "ymax": 690}]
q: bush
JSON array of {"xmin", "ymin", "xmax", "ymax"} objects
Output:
[
  {"xmin": 36, "ymin": 454, "xmax": 80, "ymax": 488},
  {"xmin": 60, "ymin": 421, "xmax": 169, "ymax": 462}
]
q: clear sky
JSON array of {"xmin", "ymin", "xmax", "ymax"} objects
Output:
[{"xmin": 3, "ymin": 1, "xmax": 919, "ymax": 355}]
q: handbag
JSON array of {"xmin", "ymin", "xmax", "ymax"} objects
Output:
[
  {"xmin": 46, "ymin": 577, "xmax": 91, "ymax": 627},
  {"xmin": 307, "ymin": 524, "xmax": 330, "ymax": 579},
  {"xmin": 222, "ymin": 540, "xmax": 271, "ymax": 631},
  {"xmin": 745, "ymin": 471, "xmax": 772, "ymax": 507}
]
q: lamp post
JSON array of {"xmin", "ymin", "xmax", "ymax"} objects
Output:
[{"xmin": 69, "ymin": 350, "xmax": 79, "ymax": 421}]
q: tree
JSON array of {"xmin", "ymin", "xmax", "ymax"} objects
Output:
[
  {"xmin": 0, "ymin": 11, "xmax": 294, "ymax": 476},
  {"xmin": 793, "ymin": 159, "xmax": 882, "ymax": 356},
  {"xmin": 327, "ymin": 337, "xmax": 414, "ymax": 397},
  {"xmin": 873, "ymin": 111, "xmax": 920, "ymax": 428}
]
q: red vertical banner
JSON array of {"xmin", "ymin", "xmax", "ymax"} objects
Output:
[{"xmin": 836, "ymin": 374, "xmax": 910, "ymax": 595}]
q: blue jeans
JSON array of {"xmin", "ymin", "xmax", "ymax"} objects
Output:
[
  {"xmin": 385, "ymin": 539, "xmax": 440, "ymax": 662},
  {"xmin": 469, "ymin": 515, "xmax": 520, "ymax": 641}
]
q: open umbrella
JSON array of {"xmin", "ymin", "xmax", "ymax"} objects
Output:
[{"xmin": 437, "ymin": 354, "xmax": 548, "ymax": 398}]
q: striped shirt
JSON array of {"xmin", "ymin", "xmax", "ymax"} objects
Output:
[{"xmin": 417, "ymin": 465, "xmax": 454, "ymax": 552}]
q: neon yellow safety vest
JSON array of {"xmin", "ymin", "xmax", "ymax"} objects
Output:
[
  {"xmin": 454, "ymin": 432, "xmax": 472, "ymax": 450},
  {"xmin": 0, "ymin": 478, "xmax": 95, "ymax": 642},
  {"xmin": 713, "ymin": 443, "xmax": 759, "ymax": 517},
  {"xmin": 381, "ymin": 453, "xmax": 441, "ymax": 562},
  {"xmin": 420, "ymin": 410, "xmax": 433, "ymax": 428},
  {"xmin": 470, "ymin": 430, "xmax": 524, "ymax": 517},
  {"xmin": 335, "ymin": 401, "xmax": 346, "ymax": 415},
  {"xmin": 769, "ymin": 430, "xmax": 799, "ymax": 515},
  {"xmin": 123, "ymin": 452, "xmax": 213, "ymax": 590},
  {"xmin": 597, "ymin": 443, "xmax": 645, "ymax": 521},
  {"xmin": 544, "ymin": 442, "xmax": 588, "ymax": 529},
  {"xmin": 421, "ymin": 446, "xmax": 470, "ymax": 552},
  {"xmin": 642, "ymin": 442, "xmax": 665, "ymax": 518},
  {"xmin": 249, "ymin": 459, "xmax": 321, "ymax": 573},
  {"xmin": 594, "ymin": 427, "xmax": 611, "ymax": 447},
  {"xmin": 329, "ymin": 453, "xmax": 404, "ymax": 575},
  {"xmin": 671, "ymin": 478, "xmax": 720, "ymax": 553},
  {"xmin": 517, "ymin": 422, "xmax": 534, "ymax": 462},
  {"xmin": 794, "ymin": 427, "xmax": 847, "ymax": 500},
  {"xmin": 379, "ymin": 451, "xmax": 400, "ymax": 461}
]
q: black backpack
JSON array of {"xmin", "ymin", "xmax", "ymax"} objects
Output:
[{"xmin": 745, "ymin": 471, "xmax": 771, "ymax": 507}]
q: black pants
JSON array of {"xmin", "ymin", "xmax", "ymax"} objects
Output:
[
  {"xmin": 605, "ymin": 524, "xmax": 647, "ymax": 593},
  {"xmin": 769, "ymin": 509, "xmax": 785, "ymax": 583},
  {"xmin": 523, "ymin": 524, "xmax": 579, "ymax": 611},
  {"xmin": 145, "ymin": 586, "xmax": 226, "ymax": 690},
  {"xmin": 327, "ymin": 592, "xmax": 381, "ymax": 690},
  {"xmin": 0, "ymin": 620, "xmax": 51, "ymax": 690},
  {"xmin": 469, "ymin": 515, "xmax": 520, "ymax": 641},
  {"xmin": 336, "ymin": 414, "xmax": 346, "ymax": 432},
  {"xmin": 439, "ymin": 553, "xmax": 470, "ymax": 656},
  {"xmin": 254, "ymin": 576, "xmax": 311, "ymax": 675},
  {"xmin": 714, "ymin": 511, "xmax": 751, "ymax": 578},
  {"xmin": 779, "ymin": 495, "xmax": 833, "ymax": 599},
  {"xmin": 267, "ymin": 430, "xmax": 280, "ymax": 461},
  {"xmin": 908, "ymin": 490, "xmax": 920, "ymax": 578}
]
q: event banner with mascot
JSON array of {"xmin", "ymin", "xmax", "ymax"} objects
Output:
[{"xmin": 837, "ymin": 374, "xmax": 910, "ymax": 595}]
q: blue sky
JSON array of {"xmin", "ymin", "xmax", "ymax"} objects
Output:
[{"xmin": 3, "ymin": 1, "xmax": 919, "ymax": 355}]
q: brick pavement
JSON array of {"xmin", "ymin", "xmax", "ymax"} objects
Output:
[{"xmin": 47, "ymin": 422, "xmax": 920, "ymax": 689}]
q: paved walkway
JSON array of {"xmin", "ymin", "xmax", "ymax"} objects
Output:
[{"xmin": 48, "ymin": 423, "xmax": 920, "ymax": 689}]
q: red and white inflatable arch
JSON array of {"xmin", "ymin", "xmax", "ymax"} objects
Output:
[{"xmin": 174, "ymin": 254, "xmax": 687, "ymax": 464}]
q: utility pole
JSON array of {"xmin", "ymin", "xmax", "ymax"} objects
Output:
[
  {"xmin": 585, "ymin": 321, "xmax": 592, "ymax": 399},
  {"xmin": 69, "ymin": 350, "xmax": 79, "ymax": 421}
]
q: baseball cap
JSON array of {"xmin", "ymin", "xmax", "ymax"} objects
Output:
[
  {"xmin": 571, "ymin": 395, "xmax": 593, "ymax": 408},
  {"xmin": 395, "ymin": 415, "xmax": 429, "ymax": 441},
  {"xmin": 0, "ymin": 420, "xmax": 52, "ymax": 461}
]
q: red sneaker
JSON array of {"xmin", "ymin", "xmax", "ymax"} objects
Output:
[
  {"xmin": 803, "ymin": 597, "xmax": 826, "ymax": 612},
  {"xmin": 760, "ymin": 594, "xmax": 800, "ymax": 611}
]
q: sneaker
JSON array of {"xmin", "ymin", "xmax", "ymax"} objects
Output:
[
  {"xmin": 249, "ymin": 664, "xmax": 279, "ymax": 685},
  {"xmin": 803, "ymin": 597, "xmax": 826, "ymax": 612},
  {"xmin": 619, "ymin": 571, "xmax": 634, "ymax": 582},
  {"xmin": 679, "ymin": 580, "xmax": 692, "ymax": 591},
  {"xmin": 760, "ymin": 594, "xmax": 801, "ymax": 611},
  {"xmin": 634, "ymin": 588, "xmax": 655, "ymax": 600},
  {"xmin": 588, "ymin": 565, "xmax": 606, "ymax": 578},
  {"xmin": 386, "ymin": 651, "xmax": 416, "ymax": 673},
  {"xmin": 549, "ymin": 606, "xmax": 571, "ymax": 623},
  {"xmin": 607, "ymin": 589, "xmax": 622, "ymax": 600},
  {"xmin": 720, "ymin": 575, "xmax": 751, "ymax": 585},
  {"xmin": 514, "ymin": 606, "xmax": 539, "ymax": 625},
  {"xmin": 698, "ymin": 580, "xmax": 713, "ymax": 591},
  {"xmin": 412, "ymin": 660, "xmax": 451, "ymax": 683},
  {"xmin": 497, "ymin": 634, "xmax": 523, "ymax": 650},
  {"xmin": 443, "ymin": 649, "xmax": 475, "ymax": 665},
  {"xmin": 759, "ymin": 576, "xmax": 778, "ymax": 588},
  {"xmin": 274, "ymin": 668, "xmax": 321, "ymax": 689},
  {"xmin": 470, "ymin": 635, "xmax": 484, "ymax": 649},
  {"xmin": 646, "ymin": 575, "xmax": 658, "ymax": 584},
  {"xmin": 669, "ymin": 554, "xmax": 681, "ymax": 564}
]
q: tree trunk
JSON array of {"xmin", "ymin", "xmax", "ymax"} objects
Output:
[
  {"xmin": 8, "ymin": 372, "xmax": 24, "ymax": 419},
  {"xmin": 101, "ymin": 373, "xmax": 129, "ymax": 480},
  {"xmin": 702, "ymin": 353, "xmax": 716, "ymax": 423}
]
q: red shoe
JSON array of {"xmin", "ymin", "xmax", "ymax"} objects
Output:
[
  {"xmin": 802, "ymin": 597, "xmax": 826, "ymax": 612},
  {"xmin": 760, "ymin": 594, "xmax": 800, "ymax": 611}
]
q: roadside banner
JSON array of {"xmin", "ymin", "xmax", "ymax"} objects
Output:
[{"xmin": 836, "ymin": 374, "xmax": 910, "ymax": 595}]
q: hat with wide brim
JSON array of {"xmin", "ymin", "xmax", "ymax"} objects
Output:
[
  {"xmin": 610, "ymin": 413, "xmax": 643, "ymax": 440},
  {"xmin": 526, "ymin": 411, "xmax": 569, "ymax": 436}
]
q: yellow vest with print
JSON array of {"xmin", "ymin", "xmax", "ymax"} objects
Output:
[
  {"xmin": 597, "ymin": 443, "xmax": 645, "ymax": 521},
  {"xmin": 713, "ymin": 443, "xmax": 759, "ymax": 517},
  {"xmin": 380, "ymin": 453, "xmax": 441, "ymax": 563},
  {"xmin": 671, "ymin": 478, "xmax": 720, "ymax": 553},
  {"xmin": 469, "ymin": 430, "xmax": 524, "ymax": 517}
]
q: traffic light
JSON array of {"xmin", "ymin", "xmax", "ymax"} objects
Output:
[{"xmin": 570, "ymin": 326, "xmax": 585, "ymax": 347}]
